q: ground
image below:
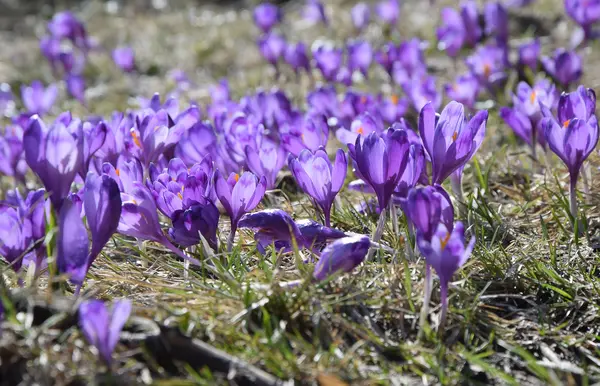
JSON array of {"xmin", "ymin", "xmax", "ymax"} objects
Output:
[{"xmin": 1, "ymin": 0, "xmax": 600, "ymax": 385}]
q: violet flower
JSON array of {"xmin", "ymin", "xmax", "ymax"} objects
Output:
[
  {"xmin": 391, "ymin": 38, "xmax": 427, "ymax": 86},
  {"xmin": 20, "ymin": 81, "xmax": 58, "ymax": 116},
  {"xmin": 253, "ymin": 3, "xmax": 282, "ymax": 33},
  {"xmin": 541, "ymin": 86, "xmax": 598, "ymax": 223},
  {"xmin": 0, "ymin": 124, "xmax": 27, "ymax": 181},
  {"xmin": 79, "ymin": 299, "xmax": 131, "ymax": 366},
  {"xmin": 348, "ymin": 128, "xmax": 411, "ymax": 211},
  {"xmin": 284, "ymin": 42, "xmax": 311, "ymax": 76},
  {"xmin": 289, "ymin": 149, "xmax": 347, "ymax": 227},
  {"xmin": 378, "ymin": 94, "xmax": 409, "ymax": 124},
  {"xmin": 57, "ymin": 195, "xmax": 89, "ymax": 284},
  {"xmin": 417, "ymin": 221, "xmax": 475, "ymax": 330},
  {"xmin": 518, "ymin": 38, "xmax": 541, "ymax": 70},
  {"xmin": 375, "ymin": 0, "xmax": 400, "ymax": 27},
  {"xmin": 444, "ymin": 73, "xmax": 480, "ymax": 109},
  {"xmin": 347, "ymin": 41, "xmax": 373, "ymax": 78},
  {"xmin": 175, "ymin": 121, "xmax": 217, "ymax": 167},
  {"xmin": 66, "ymin": 74, "xmax": 86, "ymax": 105},
  {"xmin": 214, "ymin": 171, "xmax": 267, "ymax": 250},
  {"xmin": 437, "ymin": 1, "xmax": 481, "ymax": 57},
  {"xmin": 48, "ymin": 11, "xmax": 90, "ymax": 51},
  {"xmin": 404, "ymin": 185, "xmax": 455, "ymax": 240},
  {"xmin": 565, "ymin": 0, "xmax": 600, "ymax": 41},
  {"xmin": 403, "ymin": 74, "xmax": 443, "ymax": 112},
  {"xmin": 112, "ymin": 47, "xmax": 135, "ymax": 73},
  {"xmin": 239, "ymin": 209, "xmax": 303, "ymax": 254},
  {"xmin": 541, "ymin": 48, "xmax": 583, "ymax": 88},
  {"xmin": 281, "ymin": 113, "xmax": 329, "ymax": 156},
  {"xmin": 313, "ymin": 235, "xmax": 371, "ymax": 281},
  {"xmin": 303, "ymin": 0, "xmax": 328, "ymax": 26},
  {"xmin": 313, "ymin": 45, "xmax": 343, "ymax": 82},
  {"xmin": 245, "ymin": 140, "xmax": 286, "ymax": 189},
  {"xmin": 393, "ymin": 143, "xmax": 427, "ymax": 201},
  {"xmin": 351, "ymin": 3, "xmax": 370, "ymax": 31},
  {"xmin": 419, "ymin": 101, "xmax": 488, "ymax": 185},
  {"xmin": 336, "ymin": 112, "xmax": 382, "ymax": 146},
  {"xmin": 484, "ymin": 2, "xmax": 509, "ymax": 46},
  {"xmin": 258, "ymin": 33, "xmax": 286, "ymax": 70},
  {"xmin": 466, "ymin": 44, "xmax": 508, "ymax": 94}
]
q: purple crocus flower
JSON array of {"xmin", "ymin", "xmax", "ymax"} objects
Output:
[
  {"xmin": 0, "ymin": 124, "xmax": 27, "ymax": 181},
  {"xmin": 393, "ymin": 144, "xmax": 428, "ymax": 200},
  {"xmin": 404, "ymin": 185, "xmax": 455, "ymax": 240},
  {"xmin": 565, "ymin": 0, "xmax": 600, "ymax": 41},
  {"xmin": 378, "ymin": 94, "xmax": 409, "ymax": 124},
  {"xmin": 351, "ymin": 3, "xmax": 370, "ymax": 31},
  {"xmin": 57, "ymin": 195, "xmax": 89, "ymax": 284},
  {"xmin": 465, "ymin": 44, "xmax": 508, "ymax": 92},
  {"xmin": 24, "ymin": 115, "xmax": 83, "ymax": 211},
  {"xmin": 419, "ymin": 101, "xmax": 488, "ymax": 185},
  {"xmin": 500, "ymin": 79, "xmax": 558, "ymax": 155},
  {"xmin": 417, "ymin": 221, "xmax": 475, "ymax": 329},
  {"xmin": 66, "ymin": 74, "xmax": 85, "ymax": 104},
  {"xmin": 239, "ymin": 209, "xmax": 303, "ymax": 254},
  {"xmin": 445, "ymin": 73, "xmax": 480, "ymax": 109},
  {"xmin": 541, "ymin": 48, "xmax": 583, "ymax": 88},
  {"xmin": 175, "ymin": 121, "xmax": 217, "ymax": 167},
  {"xmin": 391, "ymin": 38, "xmax": 427, "ymax": 86},
  {"xmin": 48, "ymin": 11, "xmax": 90, "ymax": 51},
  {"xmin": 484, "ymin": 2, "xmax": 509, "ymax": 46},
  {"xmin": 214, "ymin": 171, "xmax": 267, "ymax": 250},
  {"xmin": 336, "ymin": 112, "xmax": 382, "ymax": 146},
  {"xmin": 303, "ymin": 0, "xmax": 328, "ymax": 25},
  {"xmin": 348, "ymin": 128, "xmax": 411, "ymax": 211},
  {"xmin": 437, "ymin": 2, "xmax": 481, "ymax": 57},
  {"xmin": 313, "ymin": 235, "xmax": 371, "ymax": 281},
  {"xmin": 289, "ymin": 149, "xmax": 347, "ymax": 227},
  {"xmin": 245, "ymin": 140, "xmax": 286, "ymax": 189},
  {"xmin": 375, "ymin": 0, "xmax": 400, "ymax": 27},
  {"xmin": 518, "ymin": 38, "xmax": 541, "ymax": 70},
  {"xmin": 253, "ymin": 3, "xmax": 282, "ymax": 33},
  {"xmin": 258, "ymin": 33, "xmax": 286, "ymax": 69},
  {"xmin": 347, "ymin": 41, "xmax": 373, "ymax": 78},
  {"xmin": 403, "ymin": 74, "xmax": 443, "ymax": 112},
  {"xmin": 112, "ymin": 46, "xmax": 135, "ymax": 73},
  {"xmin": 79, "ymin": 299, "xmax": 131, "ymax": 366},
  {"xmin": 541, "ymin": 86, "xmax": 598, "ymax": 222},
  {"xmin": 461, "ymin": 1, "xmax": 482, "ymax": 46},
  {"xmin": 313, "ymin": 45, "xmax": 343, "ymax": 82},
  {"xmin": 21, "ymin": 81, "xmax": 58, "ymax": 116},
  {"xmin": 284, "ymin": 42, "xmax": 311, "ymax": 76},
  {"xmin": 281, "ymin": 113, "xmax": 329, "ymax": 156}
]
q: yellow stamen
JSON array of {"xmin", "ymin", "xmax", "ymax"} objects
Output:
[
  {"xmin": 177, "ymin": 192, "xmax": 183, "ymax": 200},
  {"xmin": 115, "ymin": 168, "xmax": 121, "ymax": 177},
  {"xmin": 563, "ymin": 119, "xmax": 570, "ymax": 128},
  {"xmin": 452, "ymin": 131, "xmax": 458, "ymax": 142},
  {"xmin": 357, "ymin": 126, "xmax": 364, "ymax": 135},
  {"xmin": 130, "ymin": 129, "xmax": 142, "ymax": 148},
  {"xmin": 440, "ymin": 232, "xmax": 451, "ymax": 250},
  {"xmin": 529, "ymin": 91, "xmax": 537, "ymax": 104},
  {"xmin": 390, "ymin": 94, "xmax": 399, "ymax": 105},
  {"xmin": 483, "ymin": 63, "xmax": 491, "ymax": 78},
  {"xmin": 131, "ymin": 199, "xmax": 137, "ymax": 205},
  {"xmin": 234, "ymin": 173, "xmax": 240, "ymax": 182}
]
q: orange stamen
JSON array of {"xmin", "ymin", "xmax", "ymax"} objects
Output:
[
  {"xmin": 234, "ymin": 173, "xmax": 240, "ymax": 182},
  {"xmin": 115, "ymin": 168, "xmax": 121, "ymax": 177},
  {"xmin": 177, "ymin": 192, "xmax": 183, "ymax": 200},
  {"xmin": 483, "ymin": 63, "xmax": 491, "ymax": 78},
  {"xmin": 390, "ymin": 94, "xmax": 399, "ymax": 105},
  {"xmin": 357, "ymin": 126, "xmax": 364, "ymax": 135},
  {"xmin": 529, "ymin": 91, "xmax": 537, "ymax": 104},
  {"xmin": 130, "ymin": 129, "xmax": 142, "ymax": 148},
  {"xmin": 360, "ymin": 96, "xmax": 367, "ymax": 104},
  {"xmin": 440, "ymin": 232, "xmax": 451, "ymax": 250},
  {"xmin": 452, "ymin": 131, "xmax": 458, "ymax": 142},
  {"xmin": 563, "ymin": 119, "xmax": 571, "ymax": 128}
]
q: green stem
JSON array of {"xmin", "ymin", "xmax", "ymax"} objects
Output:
[{"xmin": 366, "ymin": 206, "xmax": 388, "ymax": 262}]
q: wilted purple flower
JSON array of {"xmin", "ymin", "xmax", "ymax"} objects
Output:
[
  {"xmin": 245, "ymin": 140, "xmax": 286, "ymax": 189},
  {"xmin": 565, "ymin": 0, "xmax": 600, "ymax": 40},
  {"xmin": 336, "ymin": 112, "xmax": 382, "ymax": 146},
  {"xmin": 303, "ymin": 0, "xmax": 328, "ymax": 25},
  {"xmin": 419, "ymin": 101, "xmax": 488, "ymax": 185},
  {"xmin": 484, "ymin": 2, "xmax": 509, "ymax": 45},
  {"xmin": 313, "ymin": 235, "xmax": 371, "ymax": 281},
  {"xmin": 500, "ymin": 79, "xmax": 558, "ymax": 153},
  {"xmin": 313, "ymin": 45, "xmax": 343, "ymax": 82},
  {"xmin": 351, "ymin": 3, "xmax": 371, "ymax": 31},
  {"xmin": 348, "ymin": 128, "xmax": 411, "ymax": 211},
  {"xmin": 296, "ymin": 219, "xmax": 347, "ymax": 250},
  {"xmin": 541, "ymin": 48, "xmax": 583, "ymax": 87},
  {"xmin": 417, "ymin": 221, "xmax": 475, "ymax": 328},
  {"xmin": 375, "ymin": 0, "xmax": 400, "ymax": 26},
  {"xmin": 289, "ymin": 149, "xmax": 347, "ymax": 227},
  {"xmin": 214, "ymin": 171, "xmax": 267, "ymax": 250},
  {"xmin": 465, "ymin": 44, "xmax": 508, "ymax": 92},
  {"xmin": 253, "ymin": 3, "xmax": 282, "ymax": 33},
  {"xmin": 21, "ymin": 81, "xmax": 57, "ymax": 116},
  {"xmin": 445, "ymin": 73, "xmax": 480, "ymax": 109},
  {"xmin": 24, "ymin": 115, "xmax": 83, "ymax": 210},
  {"xmin": 66, "ymin": 74, "xmax": 85, "ymax": 104},
  {"xmin": 79, "ymin": 299, "xmax": 131, "ymax": 365},
  {"xmin": 518, "ymin": 38, "xmax": 541, "ymax": 70},
  {"xmin": 258, "ymin": 33, "xmax": 286, "ymax": 69},
  {"xmin": 347, "ymin": 41, "xmax": 373, "ymax": 77},
  {"xmin": 112, "ymin": 46, "xmax": 135, "ymax": 73},
  {"xmin": 403, "ymin": 74, "xmax": 442, "ymax": 112},
  {"xmin": 281, "ymin": 113, "xmax": 329, "ymax": 156},
  {"xmin": 284, "ymin": 42, "xmax": 311, "ymax": 75},
  {"xmin": 542, "ymin": 86, "xmax": 598, "ymax": 221}
]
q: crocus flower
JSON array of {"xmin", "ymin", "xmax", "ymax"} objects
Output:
[
  {"xmin": 214, "ymin": 171, "xmax": 267, "ymax": 250},
  {"xmin": 289, "ymin": 149, "xmax": 347, "ymax": 227},
  {"xmin": 351, "ymin": 3, "xmax": 370, "ymax": 31},
  {"xmin": 245, "ymin": 140, "xmax": 286, "ymax": 189},
  {"xmin": 313, "ymin": 44, "xmax": 343, "ymax": 82},
  {"xmin": 419, "ymin": 101, "xmax": 488, "ymax": 185},
  {"xmin": 284, "ymin": 42, "xmax": 311, "ymax": 76},
  {"xmin": 112, "ymin": 46, "xmax": 135, "ymax": 73},
  {"xmin": 48, "ymin": 11, "xmax": 90, "ymax": 50},
  {"xmin": 403, "ymin": 74, "xmax": 443, "ymax": 112},
  {"xmin": 565, "ymin": 0, "xmax": 600, "ymax": 41},
  {"xmin": 437, "ymin": 2, "xmax": 481, "ymax": 57},
  {"xmin": 175, "ymin": 121, "xmax": 217, "ymax": 167},
  {"xmin": 296, "ymin": 219, "xmax": 346, "ymax": 250},
  {"xmin": 0, "ymin": 124, "xmax": 27, "ymax": 181},
  {"xmin": 253, "ymin": 3, "xmax": 282, "ymax": 33},
  {"xmin": 238, "ymin": 209, "xmax": 304, "ymax": 254},
  {"xmin": 391, "ymin": 38, "xmax": 427, "ymax": 86},
  {"xmin": 57, "ymin": 195, "xmax": 89, "ymax": 284},
  {"xmin": 484, "ymin": 2, "xmax": 509, "ymax": 46},
  {"xmin": 313, "ymin": 235, "xmax": 371, "ymax": 281},
  {"xmin": 518, "ymin": 38, "xmax": 541, "ymax": 70},
  {"xmin": 21, "ymin": 81, "xmax": 57, "ymax": 116},
  {"xmin": 347, "ymin": 41, "xmax": 373, "ymax": 78},
  {"xmin": 393, "ymin": 144, "xmax": 427, "ymax": 200},
  {"xmin": 541, "ymin": 48, "xmax": 583, "ymax": 88},
  {"xmin": 258, "ymin": 33, "xmax": 286, "ymax": 69},
  {"xmin": 375, "ymin": 0, "xmax": 400, "ymax": 27},
  {"xmin": 0, "ymin": 203, "xmax": 37, "ymax": 272},
  {"xmin": 461, "ymin": 1, "xmax": 482, "ymax": 46},
  {"xmin": 303, "ymin": 0, "xmax": 328, "ymax": 25},
  {"xmin": 445, "ymin": 73, "xmax": 480, "ymax": 109},
  {"xmin": 404, "ymin": 186, "xmax": 455, "ymax": 240},
  {"xmin": 281, "ymin": 113, "xmax": 329, "ymax": 156},
  {"xmin": 465, "ymin": 44, "xmax": 508, "ymax": 93},
  {"xmin": 348, "ymin": 128, "xmax": 411, "ymax": 211},
  {"xmin": 79, "ymin": 299, "xmax": 131, "ymax": 366},
  {"xmin": 336, "ymin": 112, "xmax": 382, "ymax": 146},
  {"xmin": 66, "ymin": 74, "xmax": 85, "ymax": 104},
  {"xmin": 541, "ymin": 86, "xmax": 598, "ymax": 222},
  {"xmin": 375, "ymin": 42, "xmax": 400, "ymax": 76},
  {"xmin": 417, "ymin": 221, "xmax": 475, "ymax": 329},
  {"xmin": 24, "ymin": 115, "xmax": 83, "ymax": 211},
  {"xmin": 500, "ymin": 79, "xmax": 558, "ymax": 155},
  {"xmin": 378, "ymin": 94, "xmax": 409, "ymax": 124}
]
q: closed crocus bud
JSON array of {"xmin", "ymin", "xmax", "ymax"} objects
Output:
[
  {"xmin": 419, "ymin": 101, "xmax": 488, "ymax": 185},
  {"xmin": 66, "ymin": 74, "xmax": 85, "ymax": 105},
  {"xmin": 444, "ymin": 73, "xmax": 480, "ymax": 109},
  {"xmin": 565, "ymin": 0, "xmax": 600, "ymax": 40},
  {"xmin": 79, "ymin": 299, "xmax": 131, "ymax": 366},
  {"xmin": 347, "ymin": 41, "xmax": 373, "ymax": 77},
  {"xmin": 437, "ymin": 7, "xmax": 466, "ymax": 57},
  {"xmin": 245, "ymin": 140, "xmax": 286, "ymax": 189},
  {"xmin": 112, "ymin": 46, "xmax": 135, "ymax": 73},
  {"xmin": 484, "ymin": 2, "xmax": 509, "ymax": 46},
  {"xmin": 303, "ymin": 0, "xmax": 328, "ymax": 26},
  {"xmin": 393, "ymin": 143, "xmax": 427, "ymax": 200},
  {"xmin": 253, "ymin": 3, "xmax": 282, "ymax": 33},
  {"xmin": 518, "ymin": 38, "xmax": 541, "ymax": 70},
  {"xmin": 348, "ymin": 128, "xmax": 411, "ymax": 211},
  {"xmin": 541, "ymin": 48, "xmax": 582, "ymax": 88},
  {"xmin": 258, "ymin": 33, "xmax": 286, "ymax": 68},
  {"xmin": 0, "ymin": 205, "xmax": 32, "ymax": 272},
  {"xmin": 289, "ymin": 148, "xmax": 347, "ymax": 227},
  {"xmin": 461, "ymin": 1, "xmax": 482, "ymax": 46},
  {"xmin": 284, "ymin": 42, "xmax": 311, "ymax": 75},
  {"xmin": 375, "ymin": 0, "xmax": 400, "ymax": 26},
  {"xmin": 313, "ymin": 235, "xmax": 371, "ymax": 281},
  {"xmin": 57, "ymin": 195, "xmax": 90, "ymax": 284},
  {"xmin": 351, "ymin": 3, "xmax": 370, "ymax": 31},
  {"xmin": 21, "ymin": 81, "xmax": 58, "ymax": 116},
  {"xmin": 557, "ymin": 84, "xmax": 596, "ymax": 124},
  {"xmin": 404, "ymin": 185, "xmax": 454, "ymax": 241},
  {"xmin": 81, "ymin": 121, "xmax": 108, "ymax": 178},
  {"xmin": 313, "ymin": 45, "xmax": 343, "ymax": 82}
]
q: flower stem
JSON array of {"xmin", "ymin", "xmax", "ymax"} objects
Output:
[
  {"xmin": 439, "ymin": 281, "xmax": 449, "ymax": 335},
  {"xmin": 570, "ymin": 173, "xmax": 579, "ymax": 231},
  {"xmin": 227, "ymin": 223, "xmax": 238, "ymax": 253},
  {"xmin": 581, "ymin": 162, "xmax": 591, "ymax": 205},
  {"xmin": 366, "ymin": 206, "xmax": 388, "ymax": 262},
  {"xmin": 418, "ymin": 264, "xmax": 432, "ymax": 340}
]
